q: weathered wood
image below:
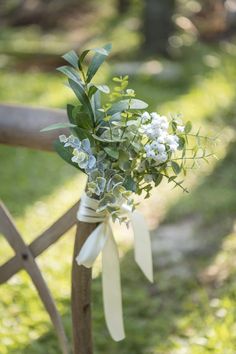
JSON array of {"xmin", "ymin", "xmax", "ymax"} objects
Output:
[
  {"xmin": 0, "ymin": 202, "xmax": 69, "ymax": 354},
  {"xmin": 71, "ymin": 221, "xmax": 98, "ymax": 354},
  {"xmin": 0, "ymin": 104, "xmax": 68, "ymax": 151},
  {"xmin": 0, "ymin": 201, "xmax": 79, "ymax": 284}
]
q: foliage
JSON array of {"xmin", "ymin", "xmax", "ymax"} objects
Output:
[{"xmin": 43, "ymin": 44, "xmax": 215, "ymax": 222}]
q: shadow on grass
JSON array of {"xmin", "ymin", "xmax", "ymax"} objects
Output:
[
  {"xmin": 8, "ymin": 238, "xmax": 234, "ymax": 354},
  {"xmin": 0, "ymin": 146, "xmax": 77, "ymax": 217}
]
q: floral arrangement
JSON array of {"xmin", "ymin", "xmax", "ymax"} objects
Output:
[{"xmin": 42, "ymin": 44, "xmax": 213, "ymax": 223}]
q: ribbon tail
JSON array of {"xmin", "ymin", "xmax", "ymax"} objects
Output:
[
  {"xmin": 131, "ymin": 211, "xmax": 153, "ymax": 282},
  {"xmin": 102, "ymin": 222, "xmax": 125, "ymax": 341},
  {"xmin": 76, "ymin": 223, "xmax": 107, "ymax": 268}
]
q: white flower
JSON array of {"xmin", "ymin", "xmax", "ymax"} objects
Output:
[
  {"xmin": 146, "ymin": 150, "xmax": 155, "ymax": 158},
  {"xmin": 169, "ymin": 143, "xmax": 178, "ymax": 152},
  {"xmin": 161, "ymin": 121, "xmax": 169, "ymax": 130},
  {"xmin": 173, "ymin": 135, "xmax": 179, "ymax": 143},
  {"xmin": 157, "ymin": 135, "xmax": 166, "ymax": 144},
  {"xmin": 151, "ymin": 141, "xmax": 159, "ymax": 149},
  {"xmin": 144, "ymin": 144, "xmax": 152, "ymax": 152},
  {"xmin": 166, "ymin": 134, "xmax": 179, "ymax": 145},
  {"xmin": 160, "ymin": 152, "xmax": 168, "ymax": 162},
  {"xmin": 141, "ymin": 111, "xmax": 151, "ymax": 123},
  {"xmin": 154, "ymin": 152, "xmax": 168, "ymax": 163},
  {"xmin": 150, "ymin": 112, "xmax": 161, "ymax": 121},
  {"xmin": 177, "ymin": 125, "xmax": 185, "ymax": 133},
  {"xmin": 126, "ymin": 89, "xmax": 135, "ymax": 96},
  {"xmin": 157, "ymin": 144, "xmax": 166, "ymax": 153}
]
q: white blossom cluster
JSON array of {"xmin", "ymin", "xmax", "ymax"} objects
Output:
[{"xmin": 139, "ymin": 112, "xmax": 185, "ymax": 164}]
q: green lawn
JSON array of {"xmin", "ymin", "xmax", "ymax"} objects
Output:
[{"xmin": 0, "ymin": 41, "xmax": 236, "ymax": 354}]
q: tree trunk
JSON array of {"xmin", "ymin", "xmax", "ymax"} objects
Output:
[
  {"xmin": 71, "ymin": 221, "xmax": 98, "ymax": 354},
  {"xmin": 118, "ymin": 0, "xmax": 130, "ymax": 14},
  {"xmin": 143, "ymin": 0, "xmax": 176, "ymax": 55}
]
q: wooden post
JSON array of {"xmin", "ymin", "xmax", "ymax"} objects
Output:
[{"xmin": 71, "ymin": 221, "xmax": 98, "ymax": 354}]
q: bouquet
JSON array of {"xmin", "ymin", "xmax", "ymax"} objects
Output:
[
  {"xmin": 42, "ymin": 44, "xmax": 213, "ymax": 222},
  {"xmin": 42, "ymin": 44, "xmax": 214, "ymax": 341}
]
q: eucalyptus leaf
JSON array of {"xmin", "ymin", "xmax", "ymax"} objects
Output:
[
  {"xmin": 54, "ymin": 140, "xmax": 80, "ymax": 170},
  {"xmin": 72, "ymin": 105, "xmax": 94, "ymax": 129},
  {"xmin": 79, "ymin": 46, "xmax": 111, "ymax": 70},
  {"xmin": 57, "ymin": 66, "xmax": 81, "ymax": 83},
  {"xmin": 86, "ymin": 43, "xmax": 112, "ymax": 83},
  {"xmin": 91, "ymin": 90, "xmax": 103, "ymax": 122},
  {"xmin": 185, "ymin": 121, "xmax": 192, "ymax": 134},
  {"xmin": 95, "ymin": 84, "xmax": 110, "ymax": 94},
  {"xmin": 62, "ymin": 50, "xmax": 79, "ymax": 69},
  {"xmin": 104, "ymin": 147, "xmax": 119, "ymax": 159},
  {"xmin": 40, "ymin": 122, "xmax": 76, "ymax": 132},
  {"xmin": 88, "ymin": 85, "xmax": 98, "ymax": 98},
  {"xmin": 123, "ymin": 176, "xmax": 137, "ymax": 192},
  {"xmin": 108, "ymin": 99, "xmax": 148, "ymax": 115},
  {"xmin": 68, "ymin": 79, "xmax": 94, "ymax": 123},
  {"xmin": 171, "ymin": 161, "xmax": 181, "ymax": 174}
]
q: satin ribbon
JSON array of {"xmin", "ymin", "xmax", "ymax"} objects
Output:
[{"xmin": 76, "ymin": 194, "xmax": 153, "ymax": 341}]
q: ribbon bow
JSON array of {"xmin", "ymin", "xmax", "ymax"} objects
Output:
[{"xmin": 76, "ymin": 194, "xmax": 153, "ymax": 341}]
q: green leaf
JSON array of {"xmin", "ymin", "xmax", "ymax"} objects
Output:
[
  {"xmin": 171, "ymin": 161, "xmax": 181, "ymax": 174},
  {"xmin": 57, "ymin": 66, "xmax": 81, "ymax": 83},
  {"xmin": 40, "ymin": 122, "xmax": 76, "ymax": 132},
  {"xmin": 78, "ymin": 49, "xmax": 90, "ymax": 69},
  {"xmin": 108, "ymin": 99, "xmax": 148, "ymax": 115},
  {"xmin": 185, "ymin": 121, "xmax": 192, "ymax": 134},
  {"xmin": 68, "ymin": 79, "xmax": 94, "ymax": 123},
  {"xmin": 123, "ymin": 176, "xmax": 136, "ymax": 192},
  {"xmin": 88, "ymin": 85, "xmax": 98, "ymax": 98},
  {"xmin": 104, "ymin": 147, "xmax": 119, "ymax": 159},
  {"xmin": 86, "ymin": 43, "xmax": 112, "ymax": 83},
  {"xmin": 75, "ymin": 127, "xmax": 94, "ymax": 143},
  {"xmin": 67, "ymin": 104, "xmax": 76, "ymax": 123},
  {"xmin": 95, "ymin": 84, "xmax": 110, "ymax": 94},
  {"xmin": 178, "ymin": 136, "xmax": 186, "ymax": 150},
  {"xmin": 154, "ymin": 174, "xmax": 163, "ymax": 187},
  {"xmin": 54, "ymin": 140, "xmax": 80, "ymax": 169},
  {"xmin": 118, "ymin": 150, "xmax": 130, "ymax": 171},
  {"xmin": 74, "ymin": 111, "xmax": 93, "ymax": 130},
  {"xmin": 79, "ymin": 46, "xmax": 111, "ymax": 69},
  {"xmin": 62, "ymin": 50, "xmax": 79, "ymax": 69},
  {"xmin": 91, "ymin": 90, "xmax": 103, "ymax": 121}
]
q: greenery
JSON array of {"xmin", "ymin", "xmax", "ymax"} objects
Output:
[
  {"xmin": 43, "ymin": 45, "xmax": 215, "ymax": 222},
  {"xmin": 0, "ymin": 33, "xmax": 236, "ymax": 354}
]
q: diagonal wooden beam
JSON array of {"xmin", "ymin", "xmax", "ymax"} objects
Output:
[
  {"xmin": 0, "ymin": 201, "xmax": 79, "ymax": 284},
  {"xmin": 0, "ymin": 202, "xmax": 70, "ymax": 354}
]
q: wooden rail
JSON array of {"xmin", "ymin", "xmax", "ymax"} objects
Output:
[
  {"xmin": 0, "ymin": 104, "xmax": 68, "ymax": 150},
  {"xmin": 0, "ymin": 104, "xmax": 94, "ymax": 354}
]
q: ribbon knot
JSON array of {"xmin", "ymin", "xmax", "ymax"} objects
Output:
[{"xmin": 76, "ymin": 194, "xmax": 153, "ymax": 341}]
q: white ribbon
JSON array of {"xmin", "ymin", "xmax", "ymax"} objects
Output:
[{"xmin": 76, "ymin": 194, "xmax": 153, "ymax": 341}]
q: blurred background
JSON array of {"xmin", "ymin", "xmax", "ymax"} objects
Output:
[{"xmin": 0, "ymin": 0, "xmax": 236, "ymax": 353}]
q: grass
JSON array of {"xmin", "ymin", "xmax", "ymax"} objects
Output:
[{"xmin": 0, "ymin": 37, "xmax": 236, "ymax": 354}]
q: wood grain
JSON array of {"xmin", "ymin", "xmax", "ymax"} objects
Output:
[
  {"xmin": 0, "ymin": 201, "xmax": 79, "ymax": 284},
  {"xmin": 71, "ymin": 221, "xmax": 98, "ymax": 354},
  {"xmin": 0, "ymin": 202, "xmax": 69, "ymax": 354},
  {"xmin": 0, "ymin": 104, "xmax": 68, "ymax": 151}
]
